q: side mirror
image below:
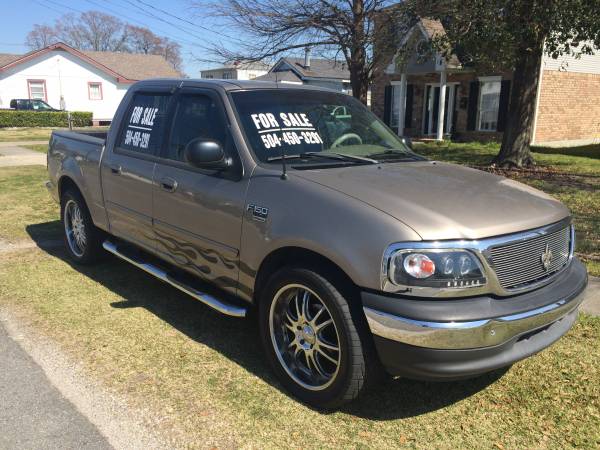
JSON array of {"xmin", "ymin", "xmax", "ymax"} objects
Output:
[
  {"xmin": 184, "ymin": 138, "xmax": 231, "ymax": 170},
  {"xmin": 401, "ymin": 137, "xmax": 413, "ymax": 150}
]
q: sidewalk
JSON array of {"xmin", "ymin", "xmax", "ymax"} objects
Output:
[
  {"xmin": 0, "ymin": 144, "xmax": 46, "ymax": 167},
  {"xmin": 0, "ymin": 320, "xmax": 111, "ymax": 450},
  {"xmin": 581, "ymin": 276, "xmax": 600, "ymax": 316}
]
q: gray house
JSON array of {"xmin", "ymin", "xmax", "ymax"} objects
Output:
[{"xmin": 256, "ymin": 49, "xmax": 352, "ymax": 94}]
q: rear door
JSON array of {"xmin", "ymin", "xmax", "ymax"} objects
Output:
[
  {"xmin": 152, "ymin": 87, "xmax": 248, "ymax": 295},
  {"xmin": 101, "ymin": 89, "xmax": 173, "ymax": 252}
]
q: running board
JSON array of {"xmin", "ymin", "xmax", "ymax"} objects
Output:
[{"xmin": 102, "ymin": 240, "xmax": 247, "ymax": 318}]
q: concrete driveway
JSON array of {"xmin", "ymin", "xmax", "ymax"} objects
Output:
[{"xmin": 0, "ymin": 142, "xmax": 47, "ymax": 167}]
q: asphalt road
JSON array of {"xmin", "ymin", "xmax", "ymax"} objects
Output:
[{"xmin": 0, "ymin": 322, "xmax": 111, "ymax": 450}]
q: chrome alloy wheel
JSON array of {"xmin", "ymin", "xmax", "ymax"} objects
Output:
[
  {"xmin": 64, "ymin": 199, "xmax": 87, "ymax": 257},
  {"xmin": 269, "ymin": 284, "xmax": 341, "ymax": 391}
]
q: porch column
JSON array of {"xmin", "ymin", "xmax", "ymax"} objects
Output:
[
  {"xmin": 437, "ymin": 70, "xmax": 447, "ymax": 141},
  {"xmin": 397, "ymin": 73, "xmax": 407, "ymax": 136}
]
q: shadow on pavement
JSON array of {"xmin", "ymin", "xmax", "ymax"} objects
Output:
[{"xmin": 27, "ymin": 221, "xmax": 507, "ymax": 420}]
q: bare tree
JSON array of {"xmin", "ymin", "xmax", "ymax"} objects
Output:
[
  {"xmin": 24, "ymin": 11, "xmax": 183, "ymax": 72},
  {"xmin": 127, "ymin": 26, "xmax": 183, "ymax": 71},
  {"xmin": 25, "ymin": 24, "xmax": 58, "ymax": 50},
  {"xmin": 195, "ymin": 0, "xmax": 414, "ymax": 104}
]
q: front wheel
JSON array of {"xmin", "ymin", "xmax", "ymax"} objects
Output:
[
  {"xmin": 259, "ymin": 267, "xmax": 371, "ymax": 409},
  {"xmin": 61, "ymin": 189, "xmax": 103, "ymax": 264}
]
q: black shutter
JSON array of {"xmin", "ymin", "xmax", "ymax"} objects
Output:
[
  {"xmin": 383, "ymin": 85, "xmax": 392, "ymax": 126},
  {"xmin": 497, "ymin": 80, "xmax": 511, "ymax": 132},
  {"xmin": 404, "ymin": 84, "xmax": 414, "ymax": 129},
  {"xmin": 467, "ymin": 81, "xmax": 479, "ymax": 131}
]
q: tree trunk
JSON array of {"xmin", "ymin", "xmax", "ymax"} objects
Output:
[
  {"xmin": 348, "ymin": 0, "xmax": 369, "ymax": 105},
  {"xmin": 493, "ymin": 42, "xmax": 543, "ymax": 168}
]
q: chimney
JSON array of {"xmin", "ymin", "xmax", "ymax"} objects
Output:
[{"xmin": 304, "ymin": 47, "xmax": 311, "ymax": 69}]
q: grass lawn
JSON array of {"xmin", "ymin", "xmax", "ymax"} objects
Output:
[
  {"xmin": 0, "ymin": 126, "xmax": 109, "ymax": 143},
  {"xmin": 21, "ymin": 144, "xmax": 48, "ymax": 153},
  {"xmin": 417, "ymin": 141, "xmax": 600, "ymax": 277},
  {"xmin": 0, "ymin": 156, "xmax": 599, "ymax": 448}
]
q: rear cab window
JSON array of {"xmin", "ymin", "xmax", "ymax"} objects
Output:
[{"xmin": 117, "ymin": 92, "xmax": 172, "ymax": 156}]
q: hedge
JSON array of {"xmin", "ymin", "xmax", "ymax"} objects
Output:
[{"xmin": 0, "ymin": 110, "xmax": 93, "ymax": 128}]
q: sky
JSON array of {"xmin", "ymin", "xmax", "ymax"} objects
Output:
[{"xmin": 0, "ymin": 0, "xmax": 239, "ymax": 76}]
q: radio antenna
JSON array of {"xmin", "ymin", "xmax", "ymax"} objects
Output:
[{"xmin": 280, "ymin": 144, "xmax": 288, "ymax": 180}]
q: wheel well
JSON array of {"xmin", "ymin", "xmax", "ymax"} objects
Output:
[
  {"xmin": 58, "ymin": 176, "xmax": 82, "ymax": 201},
  {"xmin": 253, "ymin": 247, "xmax": 357, "ymax": 302}
]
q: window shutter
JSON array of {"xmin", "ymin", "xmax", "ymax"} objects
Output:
[
  {"xmin": 383, "ymin": 85, "xmax": 392, "ymax": 126},
  {"xmin": 404, "ymin": 84, "xmax": 414, "ymax": 129},
  {"xmin": 497, "ymin": 80, "xmax": 511, "ymax": 132},
  {"xmin": 467, "ymin": 81, "xmax": 479, "ymax": 131}
]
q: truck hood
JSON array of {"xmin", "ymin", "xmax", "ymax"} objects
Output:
[{"xmin": 292, "ymin": 161, "xmax": 570, "ymax": 240}]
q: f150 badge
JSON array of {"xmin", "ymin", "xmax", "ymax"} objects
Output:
[{"xmin": 247, "ymin": 204, "xmax": 269, "ymax": 222}]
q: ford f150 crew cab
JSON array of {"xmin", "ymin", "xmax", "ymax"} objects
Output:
[{"xmin": 46, "ymin": 79, "xmax": 588, "ymax": 409}]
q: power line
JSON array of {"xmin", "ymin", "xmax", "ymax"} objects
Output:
[{"xmin": 131, "ymin": 0, "xmax": 243, "ymax": 44}]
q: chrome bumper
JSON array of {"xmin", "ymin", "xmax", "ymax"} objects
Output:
[{"xmin": 364, "ymin": 289, "xmax": 585, "ymax": 350}]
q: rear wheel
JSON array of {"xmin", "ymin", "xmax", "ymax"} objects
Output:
[
  {"xmin": 259, "ymin": 267, "xmax": 370, "ymax": 409},
  {"xmin": 61, "ymin": 189, "xmax": 103, "ymax": 264}
]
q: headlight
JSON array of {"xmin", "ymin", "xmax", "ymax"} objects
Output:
[{"xmin": 388, "ymin": 249, "xmax": 486, "ymax": 289}]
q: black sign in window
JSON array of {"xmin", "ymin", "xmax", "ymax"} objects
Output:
[{"xmin": 119, "ymin": 93, "xmax": 171, "ymax": 155}]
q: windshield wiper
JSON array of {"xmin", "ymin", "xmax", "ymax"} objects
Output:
[
  {"xmin": 306, "ymin": 152, "xmax": 378, "ymax": 164},
  {"xmin": 267, "ymin": 152, "xmax": 376, "ymax": 164},
  {"xmin": 365, "ymin": 149, "xmax": 425, "ymax": 161}
]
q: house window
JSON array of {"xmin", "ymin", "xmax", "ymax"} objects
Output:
[
  {"xmin": 478, "ymin": 79, "xmax": 501, "ymax": 131},
  {"xmin": 88, "ymin": 82, "xmax": 103, "ymax": 100},
  {"xmin": 28, "ymin": 80, "xmax": 46, "ymax": 101},
  {"xmin": 222, "ymin": 72, "xmax": 233, "ymax": 79},
  {"xmin": 248, "ymin": 73, "xmax": 257, "ymax": 79}
]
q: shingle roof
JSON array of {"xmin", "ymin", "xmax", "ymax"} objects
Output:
[
  {"xmin": 0, "ymin": 53, "xmax": 20, "ymax": 67},
  {"xmin": 254, "ymin": 70, "xmax": 302, "ymax": 83},
  {"xmin": 280, "ymin": 57, "xmax": 350, "ymax": 80},
  {"xmin": 82, "ymin": 51, "xmax": 181, "ymax": 80},
  {"xmin": 0, "ymin": 43, "xmax": 181, "ymax": 81}
]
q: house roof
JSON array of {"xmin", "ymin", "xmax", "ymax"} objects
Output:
[
  {"xmin": 274, "ymin": 57, "xmax": 350, "ymax": 81},
  {"xmin": 0, "ymin": 42, "xmax": 181, "ymax": 83},
  {"xmin": 419, "ymin": 18, "xmax": 446, "ymax": 40},
  {"xmin": 0, "ymin": 53, "xmax": 20, "ymax": 67},
  {"xmin": 201, "ymin": 61, "xmax": 271, "ymax": 72},
  {"xmin": 254, "ymin": 70, "xmax": 302, "ymax": 83},
  {"xmin": 397, "ymin": 18, "xmax": 461, "ymax": 70}
]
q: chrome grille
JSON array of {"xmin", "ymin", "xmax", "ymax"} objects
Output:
[{"xmin": 488, "ymin": 225, "xmax": 571, "ymax": 290}]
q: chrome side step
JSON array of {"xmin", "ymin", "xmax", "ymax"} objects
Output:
[{"xmin": 102, "ymin": 240, "xmax": 247, "ymax": 318}]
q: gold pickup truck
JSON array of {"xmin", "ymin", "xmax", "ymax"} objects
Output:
[{"xmin": 46, "ymin": 79, "xmax": 588, "ymax": 409}]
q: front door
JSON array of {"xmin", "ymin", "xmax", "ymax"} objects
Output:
[
  {"xmin": 101, "ymin": 90, "xmax": 172, "ymax": 251},
  {"xmin": 152, "ymin": 88, "xmax": 248, "ymax": 295},
  {"xmin": 422, "ymin": 84, "xmax": 457, "ymax": 136}
]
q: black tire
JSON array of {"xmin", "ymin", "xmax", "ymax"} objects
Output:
[
  {"xmin": 259, "ymin": 267, "xmax": 371, "ymax": 409},
  {"xmin": 60, "ymin": 189, "xmax": 104, "ymax": 264}
]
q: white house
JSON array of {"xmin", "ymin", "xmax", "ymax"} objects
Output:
[
  {"xmin": 200, "ymin": 61, "xmax": 270, "ymax": 81},
  {"xmin": 0, "ymin": 42, "xmax": 180, "ymax": 124}
]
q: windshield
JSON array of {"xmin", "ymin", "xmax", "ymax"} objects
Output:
[
  {"xmin": 31, "ymin": 100, "xmax": 54, "ymax": 110},
  {"xmin": 231, "ymin": 89, "xmax": 421, "ymax": 165}
]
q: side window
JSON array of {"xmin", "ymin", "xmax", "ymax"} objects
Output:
[
  {"xmin": 165, "ymin": 94, "xmax": 226, "ymax": 162},
  {"xmin": 118, "ymin": 92, "xmax": 171, "ymax": 155}
]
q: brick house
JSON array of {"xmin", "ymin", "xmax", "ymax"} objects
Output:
[{"xmin": 372, "ymin": 18, "xmax": 600, "ymax": 146}]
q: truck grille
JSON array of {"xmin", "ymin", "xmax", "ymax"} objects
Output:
[{"xmin": 488, "ymin": 225, "xmax": 572, "ymax": 290}]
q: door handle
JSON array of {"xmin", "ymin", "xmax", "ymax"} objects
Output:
[
  {"xmin": 160, "ymin": 177, "xmax": 178, "ymax": 193},
  {"xmin": 109, "ymin": 164, "xmax": 121, "ymax": 174}
]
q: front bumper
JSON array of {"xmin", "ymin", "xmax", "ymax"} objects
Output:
[{"xmin": 362, "ymin": 258, "xmax": 588, "ymax": 380}]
